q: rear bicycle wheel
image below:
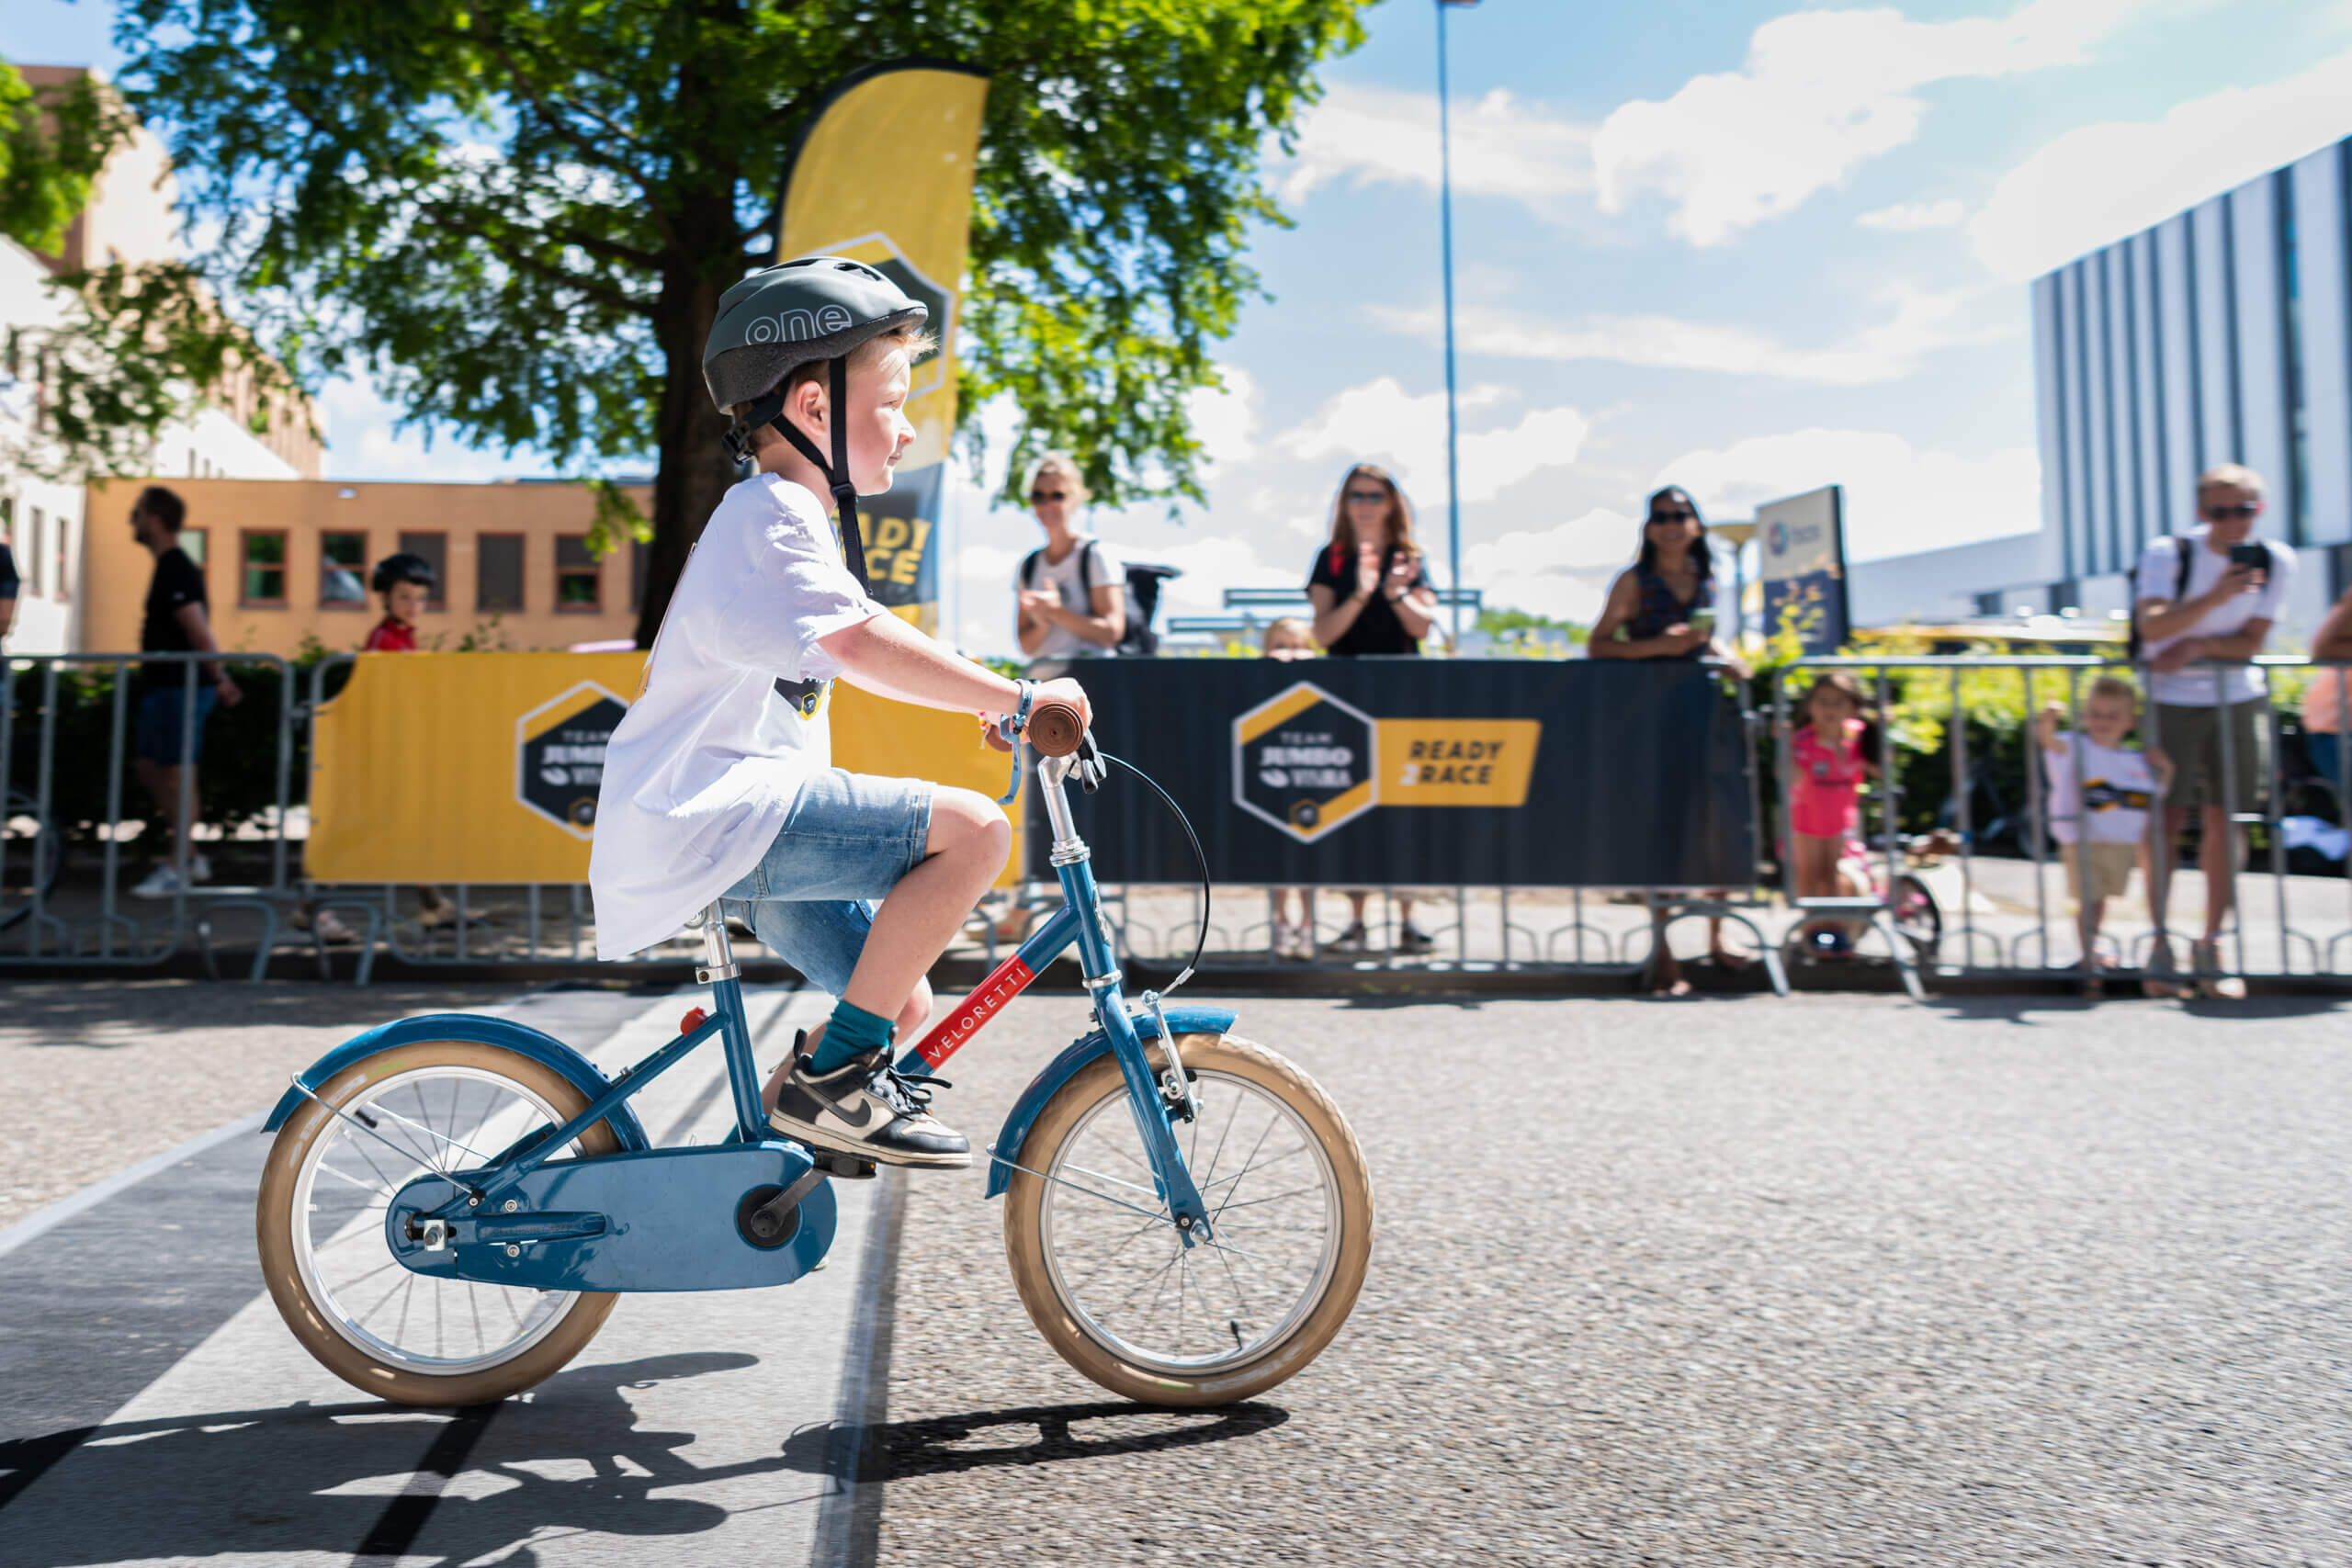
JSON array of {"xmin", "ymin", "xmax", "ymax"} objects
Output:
[
  {"xmin": 1893, "ymin": 874, "xmax": 1941, "ymax": 964},
  {"xmin": 1002, "ymin": 1034, "xmax": 1374, "ymax": 1407},
  {"xmin": 254, "ymin": 1041, "xmax": 623, "ymax": 1405}
]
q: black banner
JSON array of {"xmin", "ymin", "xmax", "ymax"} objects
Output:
[{"xmin": 1057, "ymin": 659, "xmax": 1758, "ymax": 887}]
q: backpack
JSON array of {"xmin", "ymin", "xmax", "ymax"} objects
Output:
[
  {"xmin": 2128, "ymin": 535, "xmax": 2271, "ymax": 663},
  {"xmin": 1021, "ymin": 539, "xmax": 1180, "ymax": 656}
]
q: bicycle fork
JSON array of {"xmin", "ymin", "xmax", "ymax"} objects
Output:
[{"xmin": 1038, "ymin": 753, "xmax": 1215, "ymax": 1245}]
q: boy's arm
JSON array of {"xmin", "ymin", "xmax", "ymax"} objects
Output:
[
  {"xmin": 2035, "ymin": 703, "xmax": 2064, "ymax": 754},
  {"xmin": 824, "ymin": 612, "xmax": 1093, "ymax": 728}
]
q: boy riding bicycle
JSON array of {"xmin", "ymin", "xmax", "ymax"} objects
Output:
[{"xmin": 590, "ymin": 257, "xmax": 1090, "ymax": 1169}]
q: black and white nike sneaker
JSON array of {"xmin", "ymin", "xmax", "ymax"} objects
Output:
[{"xmin": 768, "ymin": 1049, "xmax": 971, "ymax": 1168}]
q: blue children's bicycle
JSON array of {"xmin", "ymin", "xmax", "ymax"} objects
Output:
[{"xmin": 254, "ymin": 703, "xmax": 1374, "ymax": 1407}]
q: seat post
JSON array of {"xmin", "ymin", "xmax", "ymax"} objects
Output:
[{"xmin": 695, "ymin": 903, "xmax": 739, "ymax": 984}]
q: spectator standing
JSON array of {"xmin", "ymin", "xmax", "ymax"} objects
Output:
[
  {"xmin": 1305, "ymin": 463, "xmax": 1440, "ymax": 953},
  {"xmin": 1260, "ymin": 616, "xmax": 1321, "ymax": 959},
  {"xmin": 1591, "ymin": 486, "xmax": 1748, "ymax": 993},
  {"xmin": 364, "ymin": 551, "xmax": 436, "ymax": 650},
  {"xmin": 1015, "ymin": 452, "xmax": 1125, "ymax": 672},
  {"xmin": 2132, "ymin": 463, "xmax": 2295, "ymax": 999},
  {"xmin": 2301, "ymin": 586, "xmax": 2352, "ymax": 805},
  {"xmin": 128, "ymin": 486, "xmax": 241, "ymax": 897}
]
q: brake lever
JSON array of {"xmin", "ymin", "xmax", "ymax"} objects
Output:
[{"xmin": 1077, "ymin": 732, "xmax": 1104, "ymax": 795}]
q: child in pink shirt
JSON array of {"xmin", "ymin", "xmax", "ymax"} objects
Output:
[{"xmin": 1786, "ymin": 671, "xmax": 1878, "ymax": 945}]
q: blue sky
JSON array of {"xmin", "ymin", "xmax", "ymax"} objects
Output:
[{"xmin": 12, "ymin": 0, "xmax": 2352, "ymax": 650}]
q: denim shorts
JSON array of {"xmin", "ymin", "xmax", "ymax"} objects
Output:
[
  {"xmin": 134, "ymin": 686, "xmax": 219, "ymax": 764},
  {"xmin": 718, "ymin": 767, "xmax": 934, "ymax": 997}
]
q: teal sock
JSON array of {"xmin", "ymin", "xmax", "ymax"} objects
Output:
[{"xmin": 808, "ymin": 999, "xmax": 893, "ymax": 1075}]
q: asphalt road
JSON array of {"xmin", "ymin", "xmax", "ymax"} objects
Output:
[
  {"xmin": 2, "ymin": 987, "xmax": 2346, "ymax": 1566},
  {"xmin": 865, "ymin": 991, "xmax": 2352, "ymax": 1567}
]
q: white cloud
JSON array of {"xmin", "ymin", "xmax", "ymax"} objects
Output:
[
  {"xmin": 1971, "ymin": 49, "xmax": 2352, "ymax": 282},
  {"xmin": 318, "ymin": 374, "xmax": 559, "ymax": 482},
  {"xmin": 1857, "ymin": 198, "xmax": 1967, "ymax": 231},
  {"xmin": 1462, "ymin": 508, "xmax": 1640, "ymax": 625},
  {"xmin": 1186, "ymin": 364, "xmax": 1260, "ymax": 468},
  {"xmin": 1274, "ymin": 376, "xmax": 1589, "ymax": 505},
  {"xmin": 1595, "ymin": 0, "xmax": 2144, "ymax": 245},
  {"xmin": 1277, "ymin": 82, "xmax": 1591, "ymax": 209},
  {"xmin": 1374, "ymin": 284, "xmax": 1982, "ymax": 386},
  {"xmin": 1656, "ymin": 428, "xmax": 2041, "ymax": 560}
]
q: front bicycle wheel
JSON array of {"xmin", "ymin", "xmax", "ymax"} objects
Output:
[
  {"xmin": 254, "ymin": 1040, "xmax": 624, "ymax": 1405},
  {"xmin": 1002, "ymin": 1033, "xmax": 1373, "ymax": 1406}
]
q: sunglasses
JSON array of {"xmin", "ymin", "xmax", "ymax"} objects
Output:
[
  {"xmin": 1648, "ymin": 509, "xmax": 1696, "ymax": 523},
  {"xmin": 1345, "ymin": 490, "xmax": 1389, "ymax": 504},
  {"xmin": 2203, "ymin": 502, "xmax": 2259, "ymax": 519},
  {"xmin": 1031, "ymin": 490, "xmax": 1069, "ymax": 503}
]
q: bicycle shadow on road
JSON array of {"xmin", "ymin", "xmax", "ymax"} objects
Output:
[
  {"xmin": 0, "ymin": 1350, "xmax": 826, "ymax": 1568},
  {"xmin": 827, "ymin": 1400, "xmax": 1290, "ymax": 1480}
]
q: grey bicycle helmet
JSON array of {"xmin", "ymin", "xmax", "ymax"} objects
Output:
[{"xmin": 704, "ymin": 256, "xmax": 928, "ymax": 590}]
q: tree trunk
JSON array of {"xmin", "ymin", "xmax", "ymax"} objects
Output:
[{"xmin": 636, "ymin": 262, "xmax": 745, "ymax": 648}]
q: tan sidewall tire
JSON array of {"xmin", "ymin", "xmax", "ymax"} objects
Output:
[
  {"xmin": 1002, "ymin": 1034, "xmax": 1374, "ymax": 1407},
  {"xmin": 255, "ymin": 1041, "xmax": 623, "ymax": 1406}
]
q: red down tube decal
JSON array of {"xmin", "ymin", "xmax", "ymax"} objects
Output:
[{"xmin": 910, "ymin": 951, "xmax": 1037, "ymax": 1069}]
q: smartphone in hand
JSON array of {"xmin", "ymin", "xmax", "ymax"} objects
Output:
[{"xmin": 2228, "ymin": 542, "xmax": 2267, "ymax": 570}]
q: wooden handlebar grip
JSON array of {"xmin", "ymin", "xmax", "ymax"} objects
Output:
[{"xmin": 1026, "ymin": 700, "xmax": 1085, "ymax": 758}]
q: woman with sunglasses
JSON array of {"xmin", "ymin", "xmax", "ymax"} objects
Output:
[
  {"xmin": 1591, "ymin": 485, "xmax": 1749, "ymax": 994},
  {"xmin": 1015, "ymin": 451, "xmax": 1126, "ymax": 673},
  {"xmin": 1304, "ymin": 463, "xmax": 1441, "ymax": 953}
]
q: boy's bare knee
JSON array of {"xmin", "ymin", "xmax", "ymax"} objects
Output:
[{"xmin": 928, "ymin": 787, "xmax": 1010, "ymax": 861}]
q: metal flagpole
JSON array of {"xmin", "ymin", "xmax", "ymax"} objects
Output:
[{"xmin": 1436, "ymin": 0, "xmax": 1473, "ymax": 652}]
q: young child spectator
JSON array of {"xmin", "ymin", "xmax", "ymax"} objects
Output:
[
  {"xmin": 364, "ymin": 552, "xmax": 436, "ymax": 651},
  {"xmin": 2037, "ymin": 679, "xmax": 2173, "ymax": 998},
  {"xmin": 1786, "ymin": 671, "xmax": 1879, "ymax": 952},
  {"xmin": 1260, "ymin": 617, "xmax": 1320, "ymax": 959}
]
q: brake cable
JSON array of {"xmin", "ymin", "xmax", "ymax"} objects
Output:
[{"xmin": 1092, "ymin": 749, "xmax": 1210, "ymax": 998}]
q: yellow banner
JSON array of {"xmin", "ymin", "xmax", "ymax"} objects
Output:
[
  {"xmin": 308, "ymin": 652, "xmax": 1023, "ymax": 887},
  {"xmin": 1374, "ymin": 719, "xmax": 1543, "ymax": 807},
  {"xmin": 779, "ymin": 62, "xmax": 990, "ymax": 635}
]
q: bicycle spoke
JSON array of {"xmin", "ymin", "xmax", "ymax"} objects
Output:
[{"xmin": 1208, "ymin": 1182, "xmax": 1323, "ymax": 1215}]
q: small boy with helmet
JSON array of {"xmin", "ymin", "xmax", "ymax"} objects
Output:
[
  {"xmin": 591, "ymin": 256, "xmax": 1091, "ymax": 1168},
  {"xmin": 365, "ymin": 552, "xmax": 437, "ymax": 651}
]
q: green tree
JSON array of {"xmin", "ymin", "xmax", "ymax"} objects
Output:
[
  {"xmin": 96, "ymin": 0, "xmax": 1374, "ymax": 643},
  {"xmin": 1, "ymin": 59, "xmax": 310, "ymax": 481}
]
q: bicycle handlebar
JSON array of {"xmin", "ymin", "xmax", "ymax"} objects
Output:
[{"xmin": 1026, "ymin": 699, "xmax": 1087, "ymax": 758}]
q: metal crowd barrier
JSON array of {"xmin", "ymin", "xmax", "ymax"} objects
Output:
[
  {"xmin": 1772, "ymin": 654, "xmax": 2352, "ymax": 991},
  {"xmin": 1, "ymin": 650, "xmax": 298, "ymax": 977},
  {"xmin": 9, "ymin": 646, "xmax": 2347, "ymax": 989}
]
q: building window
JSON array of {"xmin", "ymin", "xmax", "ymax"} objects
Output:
[
  {"xmin": 26, "ymin": 506, "xmax": 42, "ymax": 597},
  {"xmin": 1973, "ymin": 591, "xmax": 2004, "ymax": 618},
  {"xmin": 181, "ymin": 527, "xmax": 208, "ymax": 567},
  {"xmin": 556, "ymin": 536, "xmax": 600, "ymax": 611},
  {"xmin": 242, "ymin": 530, "xmax": 288, "ymax": 606},
  {"xmin": 321, "ymin": 530, "xmax": 368, "ymax": 607},
  {"xmin": 50, "ymin": 511, "xmax": 68, "ymax": 604},
  {"xmin": 477, "ymin": 533, "xmax": 525, "ymax": 612},
  {"xmin": 398, "ymin": 531, "xmax": 447, "ymax": 611}
]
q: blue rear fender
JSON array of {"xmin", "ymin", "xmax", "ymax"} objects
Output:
[
  {"xmin": 983, "ymin": 1006, "xmax": 1237, "ymax": 1199},
  {"xmin": 259, "ymin": 1012, "xmax": 652, "ymax": 1152}
]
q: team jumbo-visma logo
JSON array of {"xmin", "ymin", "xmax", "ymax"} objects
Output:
[
  {"xmin": 517, "ymin": 682, "xmax": 628, "ymax": 840},
  {"xmin": 798, "ymin": 233, "xmax": 955, "ymax": 400},
  {"xmin": 1234, "ymin": 682, "xmax": 1376, "ymax": 843}
]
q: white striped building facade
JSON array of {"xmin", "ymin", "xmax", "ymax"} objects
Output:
[{"xmin": 2032, "ymin": 139, "xmax": 2352, "ymax": 636}]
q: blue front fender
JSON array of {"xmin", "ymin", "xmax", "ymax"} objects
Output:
[
  {"xmin": 983, "ymin": 1007, "xmax": 1237, "ymax": 1198},
  {"xmin": 259, "ymin": 1011, "xmax": 652, "ymax": 1152}
]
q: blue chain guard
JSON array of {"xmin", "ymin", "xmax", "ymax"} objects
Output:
[{"xmin": 385, "ymin": 1140, "xmax": 835, "ymax": 1292}]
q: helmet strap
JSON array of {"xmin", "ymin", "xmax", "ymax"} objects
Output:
[{"xmin": 767, "ymin": 356, "xmax": 871, "ymax": 593}]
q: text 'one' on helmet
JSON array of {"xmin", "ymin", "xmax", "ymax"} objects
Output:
[{"xmin": 701, "ymin": 256, "xmax": 928, "ymax": 415}]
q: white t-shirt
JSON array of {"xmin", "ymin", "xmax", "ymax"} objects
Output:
[
  {"xmin": 2133, "ymin": 528, "xmax": 2295, "ymax": 707},
  {"xmin": 2043, "ymin": 735, "xmax": 2159, "ymax": 844},
  {"xmin": 589, "ymin": 475, "xmax": 888, "ymax": 959},
  {"xmin": 1020, "ymin": 535, "xmax": 1124, "ymax": 660}
]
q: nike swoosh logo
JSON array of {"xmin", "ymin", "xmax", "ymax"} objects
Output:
[{"xmin": 823, "ymin": 1096, "xmax": 874, "ymax": 1130}]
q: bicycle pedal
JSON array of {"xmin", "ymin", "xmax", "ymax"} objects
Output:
[{"xmin": 816, "ymin": 1151, "xmax": 878, "ymax": 1179}]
